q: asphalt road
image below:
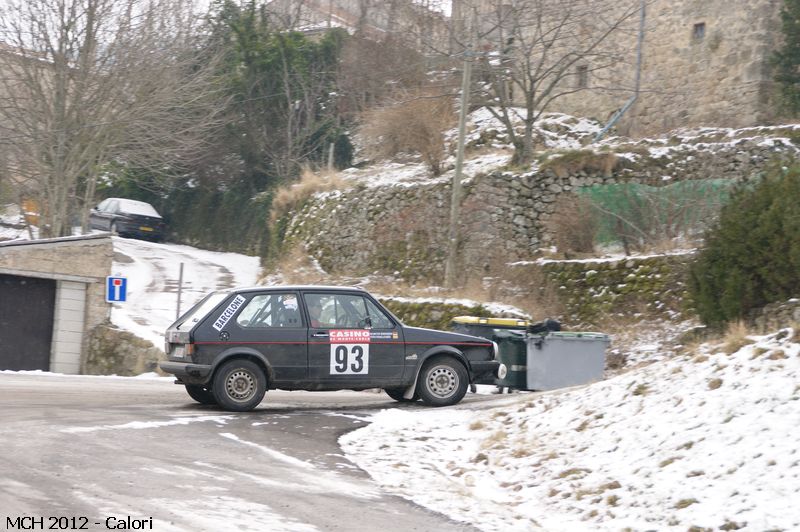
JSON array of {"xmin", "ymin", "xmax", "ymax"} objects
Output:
[{"xmin": 0, "ymin": 373, "xmax": 484, "ymax": 532}]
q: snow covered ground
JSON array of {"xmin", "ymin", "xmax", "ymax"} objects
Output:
[
  {"xmin": 109, "ymin": 237, "xmax": 261, "ymax": 348},
  {"xmin": 341, "ymin": 328, "xmax": 800, "ymax": 531}
]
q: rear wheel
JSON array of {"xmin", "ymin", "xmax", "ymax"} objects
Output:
[
  {"xmin": 212, "ymin": 359, "xmax": 267, "ymax": 412},
  {"xmin": 385, "ymin": 387, "xmax": 419, "ymax": 402},
  {"xmin": 416, "ymin": 356, "xmax": 469, "ymax": 407},
  {"xmin": 184, "ymin": 384, "xmax": 216, "ymax": 405}
]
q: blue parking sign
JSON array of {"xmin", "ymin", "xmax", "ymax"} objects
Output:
[{"xmin": 106, "ymin": 276, "xmax": 127, "ymax": 302}]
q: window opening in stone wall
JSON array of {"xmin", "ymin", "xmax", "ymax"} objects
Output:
[
  {"xmin": 577, "ymin": 65, "xmax": 588, "ymax": 88},
  {"xmin": 693, "ymin": 22, "xmax": 706, "ymax": 41}
]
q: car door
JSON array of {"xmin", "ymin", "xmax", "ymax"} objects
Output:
[
  {"xmin": 227, "ymin": 291, "xmax": 307, "ymax": 383},
  {"xmin": 304, "ymin": 291, "xmax": 405, "ymax": 386}
]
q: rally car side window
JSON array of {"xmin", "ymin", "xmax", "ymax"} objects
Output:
[
  {"xmin": 364, "ymin": 298, "xmax": 394, "ymax": 328},
  {"xmin": 305, "ymin": 293, "xmax": 378, "ymax": 329},
  {"xmin": 237, "ymin": 293, "xmax": 301, "ymax": 328}
]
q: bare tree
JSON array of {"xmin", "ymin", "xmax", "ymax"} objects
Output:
[
  {"xmin": 0, "ymin": 0, "xmax": 225, "ymax": 238},
  {"xmin": 452, "ymin": 0, "xmax": 643, "ymax": 166},
  {"xmin": 337, "ymin": 34, "xmax": 429, "ymax": 116}
]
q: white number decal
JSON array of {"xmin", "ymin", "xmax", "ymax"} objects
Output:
[{"xmin": 330, "ymin": 344, "xmax": 370, "ymax": 374}]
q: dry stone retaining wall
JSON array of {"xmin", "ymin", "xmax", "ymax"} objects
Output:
[{"xmin": 284, "ymin": 139, "xmax": 796, "ymax": 284}]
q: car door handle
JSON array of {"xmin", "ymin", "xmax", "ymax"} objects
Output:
[{"xmin": 311, "ymin": 332, "xmax": 329, "ymax": 338}]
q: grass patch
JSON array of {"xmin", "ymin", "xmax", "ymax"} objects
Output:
[
  {"xmin": 606, "ymin": 494, "xmax": 619, "ymax": 506},
  {"xmin": 511, "ymin": 446, "xmax": 534, "ymax": 459},
  {"xmin": 600, "ymin": 480, "xmax": 621, "ymax": 491},
  {"xmin": 270, "ymin": 166, "xmax": 349, "ymax": 225},
  {"xmin": 632, "ymin": 383, "xmax": 650, "ymax": 396},
  {"xmin": 557, "ymin": 467, "xmax": 591, "ymax": 479},
  {"xmin": 659, "ymin": 456, "xmax": 681, "ymax": 468},
  {"xmin": 767, "ymin": 349, "xmax": 788, "ymax": 360},
  {"xmin": 539, "ymin": 149, "xmax": 620, "ymax": 178},
  {"xmin": 721, "ymin": 321, "xmax": 754, "ymax": 355},
  {"xmin": 674, "ymin": 498, "xmax": 699, "ymax": 509},
  {"xmin": 471, "ymin": 452, "xmax": 489, "ymax": 464},
  {"xmin": 481, "ymin": 430, "xmax": 509, "ymax": 449},
  {"xmin": 575, "ymin": 420, "xmax": 590, "ymax": 432},
  {"xmin": 707, "ymin": 378, "xmax": 723, "ymax": 390},
  {"xmin": 719, "ymin": 521, "xmax": 746, "ymax": 531}
]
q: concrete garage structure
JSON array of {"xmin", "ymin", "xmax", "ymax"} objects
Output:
[{"xmin": 0, "ymin": 235, "xmax": 112, "ymax": 373}]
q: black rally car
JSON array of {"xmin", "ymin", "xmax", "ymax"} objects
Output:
[{"xmin": 161, "ymin": 286, "xmax": 506, "ymax": 411}]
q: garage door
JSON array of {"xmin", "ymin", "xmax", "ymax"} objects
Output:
[{"xmin": 0, "ymin": 274, "xmax": 56, "ymax": 370}]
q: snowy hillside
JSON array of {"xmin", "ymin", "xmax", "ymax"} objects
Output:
[
  {"xmin": 110, "ymin": 237, "xmax": 261, "ymax": 348},
  {"xmin": 341, "ymin": 327, "xmax": 800, "ymax": 531}
]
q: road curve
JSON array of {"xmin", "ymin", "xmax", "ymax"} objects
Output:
[{"xmin": 0, "ymin": 373, "xmax": 480, "ymax": 532}]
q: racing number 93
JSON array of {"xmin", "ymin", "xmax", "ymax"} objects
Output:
[
  {"xmin": 331, "ymin": 344, "xmax": 369, "ymax": 374},
  {"xmin": 329, "ymin": 330, "xmax": 370, "ymax": 375}
]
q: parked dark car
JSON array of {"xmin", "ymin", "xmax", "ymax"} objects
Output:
[
  {"xmin": 89, "ymin": 198, "xmax": 165, "ymax": 241},
  {"xmin": 160, "ymin": 286, "xmax": 507, "ymax": 411}
]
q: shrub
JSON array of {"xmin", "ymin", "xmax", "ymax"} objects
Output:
[
  {"xmin": 689, "ymin": 167, "xmax": 800, "ymax": 327},
  {"xmin": 359, "ymin": 89, "xmax": 456, "ymax": 176},
  {"xmin": 546, "ymin": 193, "xmax": 598, "ymax": 256}
]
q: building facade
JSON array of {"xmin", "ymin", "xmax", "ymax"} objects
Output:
[
  {"xmin": 279, "ymin": 0, "xmax": 787, "ymax": 136},
  {"xmin": 550, "ymin": 0, "xmax": 785, "ymax": 136}
]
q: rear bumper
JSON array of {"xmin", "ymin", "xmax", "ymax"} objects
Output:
[
  {"xmin": 159, "ymin": 361, "xmax": 212, "ymax": 385},
  {"xmin": 117, "ymin": 222, "xmax": 163, "ymax": 240}
]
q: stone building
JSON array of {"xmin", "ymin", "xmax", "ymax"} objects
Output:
[
  {"xmin": 546, "ymin": 0, "xmax": 786, "ymax": 136},
  {"xmin": 273, "ymin": 0, "xmax": 787, "ymax": 136},
  {"xmin": 0, "ymin": 235, "xmax": 112, "ymax": 373}
]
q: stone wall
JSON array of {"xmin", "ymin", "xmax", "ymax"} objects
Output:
[
  {"xmin": 504, "ymin": 253, "xmax": 696, "ymax": 326},
  {"xmin": 284, "ymin": 136, "xmax": 797, "ymax": 284},
  {"xmin": 749, "ymin": 299, "xmax": 800, "ymax": 333},
  {"xmin": 84, "ymin": 323, "xmax": 164, "ymax": 376}
]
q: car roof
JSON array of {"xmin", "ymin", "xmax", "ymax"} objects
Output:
[
  {"xmin": 108, "ymin": 197, "xmax": 161, "ymax": 217},
  {"xmin": 229, "ymin": 285, "xmax": 368, "ymax": 294}
]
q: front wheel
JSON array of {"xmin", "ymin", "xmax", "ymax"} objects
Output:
[
  {"xmin": 416, "ymin": 356, "xmax": 469, "ymax": 407},
  {"xmin": 184, "ymin": 384, "xmax": 216, "ymax": 405},
  {"xmin": 212, "ymin": 359, "xmax": 267, "ymax": 412}
]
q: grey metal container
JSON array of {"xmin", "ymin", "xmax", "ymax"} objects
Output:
[{"xmin": 526, "ymin": 332, "xmax": 609, "ymax": 391}]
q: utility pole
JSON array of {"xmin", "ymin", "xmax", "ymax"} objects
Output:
[{"xmin": 444, "ymin": 4, "xmax": 476, "ymax": 289}]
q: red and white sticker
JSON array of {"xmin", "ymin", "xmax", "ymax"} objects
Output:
[{"xmin": 330, "ymin": 329, "xmax": 370, "ymax": 374}]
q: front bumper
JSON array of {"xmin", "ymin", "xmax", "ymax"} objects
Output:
[
  {"xmin": 470, "ymin": 360, "xmax": 506, "ymax": 385},
  {"xmin": 159, "ymin": 361, "xmax": 213, "ymax": 385}
]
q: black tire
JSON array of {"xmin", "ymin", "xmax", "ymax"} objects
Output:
[
  {"xmin": 385, "ymin": 388, "xmax": 419, "ymax": 402},
  {"xmin": 416, "ymin": 356, "xmax": 469, "ymax": 407},
  {"xmin": 212, "ymin": 359, "xmax": 267, "ymax": 412},
  {"xmin": 184, "ymin": 384, "xmax": 217, "ymax": 405}
]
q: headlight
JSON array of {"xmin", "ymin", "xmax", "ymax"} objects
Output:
[{"xmin": 497, "ymin": 363, "xmax": 508, "ymax": 379}]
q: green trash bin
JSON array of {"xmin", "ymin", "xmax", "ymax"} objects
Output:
[
  {"xmin": 450, "ymin": 316, "xmax": 529, "ymax": 389},
  {"xmin": 493, "ymin": 329, "xmax": 528, "ymax": 389}
]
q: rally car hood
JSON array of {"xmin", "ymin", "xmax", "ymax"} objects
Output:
[{"xmin": 402, "ymin": 326, "xmax": 492, "ymax": 346}]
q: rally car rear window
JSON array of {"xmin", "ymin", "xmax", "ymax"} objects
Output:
[{"xmin": 176, "ymin": 292, "xmax": 229, "ymax": 330}]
